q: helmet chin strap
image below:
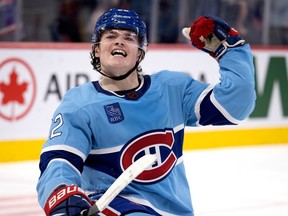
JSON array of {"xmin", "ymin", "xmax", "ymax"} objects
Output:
[{"xmin": 98, "ymin": 61, "xmax": 139, "ymax": 81}]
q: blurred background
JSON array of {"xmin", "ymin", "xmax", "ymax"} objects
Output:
[{"xmin": 1, "ymin": 0, "xmax": 288, "ymax": 46}]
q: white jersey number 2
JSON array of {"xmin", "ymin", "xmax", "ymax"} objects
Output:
[{"xmin": 50, "ymin": 113, "xmax": 63, "ymax": 139}]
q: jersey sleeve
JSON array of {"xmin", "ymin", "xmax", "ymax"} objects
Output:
[
  {"xmin": 182, "ymin": 44, "xmax": 256, "ymax": 126},
  {"xmin": 195, "ymin": 44, "xmax": 256, "ymax": 126},
  {"xmin": 36, "ymin": 91, "xmax": 93, "ymax": 208}
]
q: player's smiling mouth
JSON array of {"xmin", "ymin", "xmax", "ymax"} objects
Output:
[{"xmin": 111, "ymin": 49, "xmax": 127, "ymax": 57}]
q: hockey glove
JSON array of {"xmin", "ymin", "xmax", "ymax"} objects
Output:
[
  {"xmin": 44, "ymin": 185, "xmax": 95, "ymax": 216},
  {"xmin": 182, "ymin": 15, "xmax": 245, "ymax": 60}
]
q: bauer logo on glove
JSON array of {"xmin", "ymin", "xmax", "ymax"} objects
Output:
[{"xmin": 182, "ymin": 15, "xmax": 245, "ymax": 60}]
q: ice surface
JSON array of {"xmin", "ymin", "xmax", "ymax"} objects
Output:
[{"xmin": 0, "ymin": 144, "xmax": 287, "ymax": 216}]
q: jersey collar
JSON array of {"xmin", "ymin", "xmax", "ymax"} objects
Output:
[{"xmin": 93, "ymin": 75, "xmax": 151, "ymax": 100}]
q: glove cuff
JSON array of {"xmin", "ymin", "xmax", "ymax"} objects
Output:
[
  {"xmin": 44, "ymin": 185, "xmax": 94, "ymax": 216},
  {"xmin": 214, "ymin": 36, "xmax": 245, "ymax": 60}
]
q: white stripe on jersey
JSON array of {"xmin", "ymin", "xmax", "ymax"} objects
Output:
[
  {"xmin": 210, "ymin": 91, "xmax": 241, "ymax": 124},
  {"xmin": 47, "ymin": 158, "xmax": 81, "ymax": 176},
  {"xmin": 90, "ymin": 145, "xmax": 123, "ymax": 155},
  {"xmin": 194, "ymin": 85, "xmax": 214, "ymax": 126},
  {"xmin": 173, "ymin": 123, "xmax": 184, "ymax": 133},
  {"xmin": 41, "ymin": 144, "xmax": 86, "ymax": 161}
]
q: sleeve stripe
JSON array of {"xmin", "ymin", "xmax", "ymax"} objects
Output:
[
  {"xmin": 41, "ymin": 144, "xmax": 86, "ymax": 161},
  {"xmin": 47, "ymin": 158, "xmax": 81, "ymax": 176},
  {"xmin": 90, "ymin": 145, "xmax": 123, "ymax": 155},
  {"xmin": 210, "ymin": 91, "xmax": 241, "ymax": 124},
  {"xmin": 195, "ymin": 85, "xmax": 214, "ymax": 126},
  {"xmin": 173, "ymin": 124, "xmax": 184, "ymax": 133}
]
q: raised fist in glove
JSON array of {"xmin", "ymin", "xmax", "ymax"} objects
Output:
[
  {"xmin": 182, "ymin": 15, "xmax": 245, "ymax": 60},
  {"xmin": 44, "ymin": 185, "xmax": 95, "ymax": 216}
]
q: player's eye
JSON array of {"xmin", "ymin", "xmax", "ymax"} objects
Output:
[
  {"xmin": 124, "ymin": 36, "xmax": 137, "ymax": 42},
  {"xmin": 104, "ymin": 34, "xmax": 116, "ymax": 40},
  {"xmin": 102, "ymin": 30, "xmax": 138, "ymax": 45}
]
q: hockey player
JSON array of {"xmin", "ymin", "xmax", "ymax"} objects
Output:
[{"xmin": 37, "ymin": 8, "xmax": 256, "ymax": 216}]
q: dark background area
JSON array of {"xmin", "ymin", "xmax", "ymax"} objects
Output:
[{"xmin": 1, "ymin": 0, "xmax": 288, "ymax": 45}]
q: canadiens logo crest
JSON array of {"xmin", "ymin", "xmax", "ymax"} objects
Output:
[{"xmin": 120, "ymin": 129, "xmax": 177, "ymax": 183}]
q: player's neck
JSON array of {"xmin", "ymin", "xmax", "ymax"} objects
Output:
[{"xmin": 99, "ymin": 73, "xmax": 141, "ymax": 92}]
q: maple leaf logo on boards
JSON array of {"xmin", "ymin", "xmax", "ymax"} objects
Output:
[
  {"xmin": 0, "ymin": 58, "xmax": 36, "ymax": 121},
  {"xmin": 0, "ymin": 68, "xmax": 28, "ymax": 105}
]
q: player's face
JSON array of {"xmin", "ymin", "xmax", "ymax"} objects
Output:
[{"xmin": 95, "ymin": 29, "xmax": 141, "ymax": 77}]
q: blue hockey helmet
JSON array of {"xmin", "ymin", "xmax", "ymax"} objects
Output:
[{"xmin": 91, "ymin": 8, "xmax": 148, "ymax": 52}]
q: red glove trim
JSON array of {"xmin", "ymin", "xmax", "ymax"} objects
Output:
[
  {"xmin": 228, "ymin": 28, "xmax": 239, "ymax": 37},
  {"xmin": 190, "ymin": 17, "xmax": 215, "ymax": 49},
  {"xmin": 44, "ymin": 185, "xmax": 94, "ymax": 216}
]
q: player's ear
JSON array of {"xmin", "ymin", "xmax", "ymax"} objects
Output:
[
  {"xmin": 94, "ymin": 45, "xmax": 100, "ymax": 57},
  {"xmin": 137, "ymin": 49, "xmax": 145, "ymax": 62}
]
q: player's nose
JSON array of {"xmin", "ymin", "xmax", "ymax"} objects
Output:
[{"xmin": 114, "ymin": 36, "xmax": 125, "ymax": 46}]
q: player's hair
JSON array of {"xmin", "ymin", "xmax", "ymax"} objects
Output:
[{"xmin": 90, "ymin": 8, "xmax": 147, "ymax": 76}]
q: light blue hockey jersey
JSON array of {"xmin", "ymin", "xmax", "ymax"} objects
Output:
[{"xmin": 37, "ymin": 44, "xmax": 256, "ymax": 215}]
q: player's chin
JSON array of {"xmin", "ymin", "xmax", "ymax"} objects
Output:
[
  {"xmin": 111, "ymin": 60, "xmax": 134, "ymax": 69},
  {"xmin": 104, "ymin": 65, "xmax": 131, "ymax": 75}
]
